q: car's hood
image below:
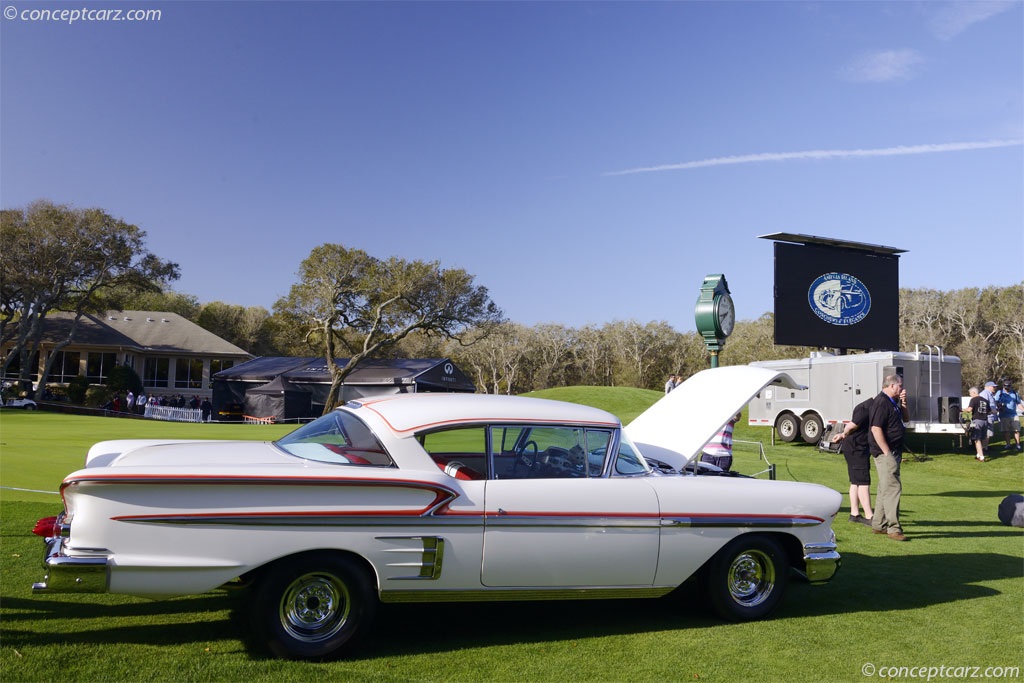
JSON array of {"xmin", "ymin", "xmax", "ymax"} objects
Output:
[
  {"xmin": 625, "ymin": 366, "xmax": 802, "ymax": 470},
  {"xmin": 85, "ymin": 439, "xmax": 292, "ymax": 469}
]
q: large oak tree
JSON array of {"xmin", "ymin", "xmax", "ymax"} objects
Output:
[
  {"xmin": 1, "ymin": 200, "xmax": 179, "ymax": 397},
  {"xmin": 274, "ymin": 244, "xmax": 503, "ymax": 412}
]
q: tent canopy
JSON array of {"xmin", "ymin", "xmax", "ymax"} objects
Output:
[{"xmin": 241, "ymin": 375, "xmax": 312, "ymax": 422}]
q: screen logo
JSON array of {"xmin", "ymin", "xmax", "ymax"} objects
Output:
[{"xmin": 808, "ymin": 273, "xmax": 871, "ymax": 325}]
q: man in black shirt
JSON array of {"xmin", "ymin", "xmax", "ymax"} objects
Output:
[{"xmin": 868, "ymin": 374, "xmax": 909, "ymax": 541}]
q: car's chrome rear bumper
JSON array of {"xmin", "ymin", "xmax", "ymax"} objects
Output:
[{"xmin": 32, "ymin": 536, "xmax": 110, "ymax": 594}]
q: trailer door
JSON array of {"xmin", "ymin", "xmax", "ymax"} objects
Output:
[{"xmin": 853, "ymin": 362, "xmax": 879, "ymax": 404}]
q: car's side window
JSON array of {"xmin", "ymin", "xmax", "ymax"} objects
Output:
[
  {"xmin": 419, "ymin": 427, "xmax": 488, "ymax": 480},
  {"xmin": 491, "ymin": 426, "xmax": 614, "ymax": 480}
]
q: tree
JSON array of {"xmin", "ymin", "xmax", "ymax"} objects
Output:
[
  {"xmin": 196, "ymin": 301, "xmax": 275, "ymax": 355},
  {"xmin": 1, "ymin": 200, "xmax": 179, "ymax": 398},
  {"xmin": 275, "ymin": 244, "xmax": 504, "ymax": 412},
  {"xmin": 452, "ymin": 322, "xmax": 531, "ymax": 394},
  {"xmin": 107, "ymin": 287, "xmax": 202, "ymax": 321},
  {"xmin": 603, "ymin": 320, "xmax": 678, "ymax": 389}
]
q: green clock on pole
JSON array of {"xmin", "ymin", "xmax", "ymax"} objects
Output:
[{"xmin": 694, "ymin": 274, "xmax": 734, "ymax": 368}]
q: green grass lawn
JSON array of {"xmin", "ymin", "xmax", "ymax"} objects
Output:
[{"xmin": 1, "ymin": 399, "xmax": 1022, "ymax": 682}]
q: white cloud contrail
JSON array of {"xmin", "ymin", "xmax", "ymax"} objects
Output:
[{"xmin": 604, "ymin": 139, "xmax": 1023, "ymax": 176}]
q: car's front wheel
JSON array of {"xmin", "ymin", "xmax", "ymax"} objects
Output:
[
  {"xmin": 249, "ymin": 553, "xmax": 377, "ymax": 660},
  {"xmin": 704, "ymin": 535, "xmax": 789, "ymax": 621}
]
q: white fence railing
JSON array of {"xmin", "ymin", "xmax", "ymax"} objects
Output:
[{"xmin": 144, "ymin": 405, "xmax": 204, "ymax": 423}]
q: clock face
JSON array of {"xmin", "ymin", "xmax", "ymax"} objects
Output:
[{"xmin": 715, "ymin": 294, "xmax": 735, "ymax": 337}]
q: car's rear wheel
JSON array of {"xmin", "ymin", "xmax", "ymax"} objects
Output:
[
  {"xmin": 775, "ymin": 413, "xmax": 800, "ymax": 443},
  {"xmin": 705, "ymin": 535, "xmax": 789, "ymax": 621},
  {"xmin": 249, "ymin": 553, "xmax": 377, "ymax": 660}
]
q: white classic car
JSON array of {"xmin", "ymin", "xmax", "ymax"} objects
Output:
[{"xmin": 32, "ymin": 366, "xmax": 841, "ymax": 660}]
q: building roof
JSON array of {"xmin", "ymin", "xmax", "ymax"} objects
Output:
[
  {"xmin": 215, "ymin": 356, "xmax": 476, "ymax": 391},
  {"xmin": 38, "ymin": 311, "xmax": 252, "ymax": 356}
]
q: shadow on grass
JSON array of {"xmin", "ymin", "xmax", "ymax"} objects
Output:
[
  {"xmin": 927, "ymin": 489, "xmax": 1023, "ymax": 498},
  {"xmin": 3, "ymin": 550, "xmax": 1020, "ymax": 660}
]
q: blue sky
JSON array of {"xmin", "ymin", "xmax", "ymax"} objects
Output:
[{"xmin": 2, "ymin": 1, "xmax": 1021, "ymax": 333}]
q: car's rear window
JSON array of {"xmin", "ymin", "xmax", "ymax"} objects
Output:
[{"xmin": 275, "ymin": 410, "xmax": 394, "ymax": 466}]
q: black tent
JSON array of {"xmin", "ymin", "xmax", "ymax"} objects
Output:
[
  {"xmin": 212, "ymin": 357, "xmax": 475, "ymax": 420},
  {"xmin": 242, "ymin": 375, "xmax": 312, "ymax": 422}
]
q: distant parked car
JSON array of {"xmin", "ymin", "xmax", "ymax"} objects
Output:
[
  {"xmin": 31, "ymin": 366, "xmax": 841, "ymax": 660},
  {"xmin": 4, "ymin": 397, "xmax": 38, "ymax": 410}
]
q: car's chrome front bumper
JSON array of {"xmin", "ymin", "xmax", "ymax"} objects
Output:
[
  {"xmin": 802, "ymin": 538, "xmax": 841, "ymax": 584},
  {"xmin": 32, "ymin": 535, "xmax": 110, "ymax": 594}
]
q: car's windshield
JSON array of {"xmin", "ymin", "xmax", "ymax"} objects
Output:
[{"xmin": 275, "ymin": 410, "xmax": 394, "ymax": 466}]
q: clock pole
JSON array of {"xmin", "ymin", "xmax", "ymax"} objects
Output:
[{"xmin": 694, "ymin": 274, "xmax": 734, "ymax": 369}]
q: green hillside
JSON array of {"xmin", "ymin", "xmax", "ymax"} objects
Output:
[{"xmin": 521, "ymin": 385, "xmax": 663, "ymax": 424}]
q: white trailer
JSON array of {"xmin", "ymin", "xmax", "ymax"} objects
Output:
[{"xmin": 747, "ymin": 346, "xmax": 963, "ymax": 444}]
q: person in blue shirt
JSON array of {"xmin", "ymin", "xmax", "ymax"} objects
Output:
[{"xmin": 995, "ymin": 380, "xmax": 1023, "ymax": 453}]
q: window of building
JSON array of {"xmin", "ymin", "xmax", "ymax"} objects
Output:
[
  {"xmin": 143, "ymin": 357, "xmax": 170, "ymax": 388},
  {"xmin": 49, "ymin": 351, "xmax": 81, "ymax": 383},
  {"xmin": 86, "ymin": 352, "xmax": 117, "ymax": 382},
  {"xmin": 210, "ymin": 358, "xmax": 235, "ymax": 376},
  {"xmin": 175, "ymin": 358, "xmax": 204, "ymax": 389},
  {"xmin": 4, "ymin": 349, "xmax": 40, "ymax": 383}
]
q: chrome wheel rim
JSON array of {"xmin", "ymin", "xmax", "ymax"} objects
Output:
[
  {"xmin": 280, "ymin": 572, "xmax": 350, "ymax": 643},
  {"xmin": 727, "ymin": 549, "xmax": 776, "ymax": 607}
]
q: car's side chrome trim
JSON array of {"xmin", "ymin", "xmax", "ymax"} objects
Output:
[
  {"xmin": 379, "ymin": 586, "xmax": 674, "ymax": 603},
  {"xmin": 108, "ymin": 511, "xmax": 823, "ymax": 529},
  {"xmin": 110, "ymin": 513, "xmax": 484, "ymax": 527},
  {"xmin": 661, "ymin": 514, "xmax": 824, "ymax": 528},
  {"xmin": 484, "ymin": 515, "xmax": 660, "ymax": 529},
  {"xmin": 377, "ymin": 536, "xmax": 445, "ymax": 579}
]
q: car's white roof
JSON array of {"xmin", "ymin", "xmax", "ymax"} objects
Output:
[{"xmin": 345, "ymin": 393, "xmax": 620, "ymax": 436}]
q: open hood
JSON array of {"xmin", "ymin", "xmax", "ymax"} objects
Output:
[{"xmin": 625, "ymin": 366, "xmax": 803, "ymax": 470}]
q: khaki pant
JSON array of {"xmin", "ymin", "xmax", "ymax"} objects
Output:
[{"xmin": 872, "ymin": 452, "xmax": 902, "ymax": 534}]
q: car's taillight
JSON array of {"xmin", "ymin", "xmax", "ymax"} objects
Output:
[{"xmin": 32, "ymin": 515, "xmax": 61, "ymax": 538}]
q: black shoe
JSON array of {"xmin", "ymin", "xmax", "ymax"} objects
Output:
[
  {"xmin": 848, "ymin": 514, "xmax": 863, "ymax": 523},
  {"xmin": 858, "ymin": 516, "xmax": 873, "ymax": 527}
]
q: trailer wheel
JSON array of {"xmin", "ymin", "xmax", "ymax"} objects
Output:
[
  {"xmin": 775, "ymin": 413, "xmax": 801, "ymax": 443},
  {"xmin": 800, "ymin": 414, "xmax": 824, "ymax": 444}
]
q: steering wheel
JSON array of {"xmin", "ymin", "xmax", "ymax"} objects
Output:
[{"xmin": 512, "ymin": 440, "xmax": 539, "ymax": 476}]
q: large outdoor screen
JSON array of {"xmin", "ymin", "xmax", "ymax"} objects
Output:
[{"xmin": 774, "ymin": 242, "xmax": 899, "ymax": 350}]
